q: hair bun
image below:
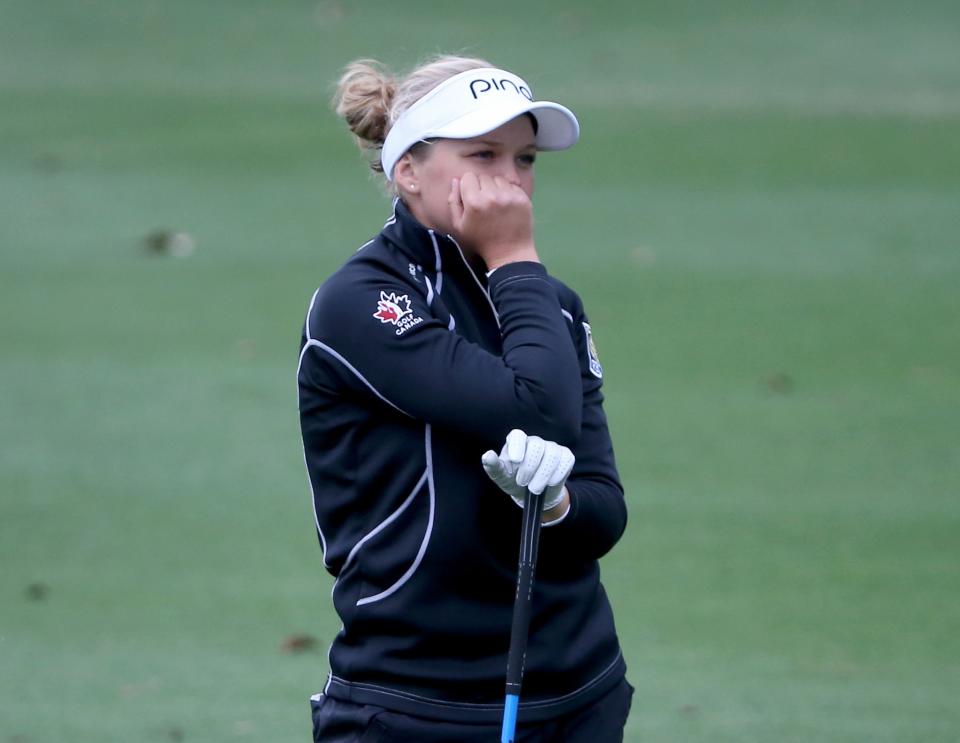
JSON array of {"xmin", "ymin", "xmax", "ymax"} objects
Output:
[
  {"xmin": 333, "ymin": 59, "xmax": 396, "ymax": 163},
  {"xmin": 332, "ymin": 54, "xmax": 491, "ymax": 185}
]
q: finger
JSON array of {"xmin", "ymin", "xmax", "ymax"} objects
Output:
[
  {"xmin": 547, "ymin": 447, "xmax": 575, "ymax": 488},
  {"xmin": 511, "ymin": 182, "xmax": 532, "ymax": 204},
  {"xmin": 459, "ymin": 172, "xmax": 480, "ymax": 201},
  {"xmin": 506, "ymin": 429, "xmax": 526, "ymax": 465},
  {"xmin": 497, "ymin": 442, "xmax": 516, "ymax": 477},
  {"xmin": 482, "ymin": 450, "xmax": 512, "ymax": 487},
  {"xmin": 515, "ymin": 436, "xmax": 545, "ymax": 488},
  {"xmin": 448, "ymin": 177, "xmax": 464, "ymax": 225},
  {"xmin": 528, "ymin": 442, "xmax": 561, "ymax": 494}
]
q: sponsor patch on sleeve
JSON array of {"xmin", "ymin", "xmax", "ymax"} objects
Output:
[
  {"xmin": 373, "ymin": 291, "xmax": 423, "ymax": 336},
  {"xmin": 582, "ymin": 322, "xmax": 603, "ymax": 378}
]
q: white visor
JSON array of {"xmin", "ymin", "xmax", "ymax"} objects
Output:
[{"xmin": 380, "ymin": 67, "xmax": 580, "ymax": 181}]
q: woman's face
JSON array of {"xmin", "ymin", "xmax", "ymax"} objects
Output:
[{"xmin": 395, "ymin": 114, "xmax": 537, "ymax": 239}]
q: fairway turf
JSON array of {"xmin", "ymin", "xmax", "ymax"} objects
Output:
[{"xmin": 2, "ymin": 1, "xmax": 959, "ymax": 741}]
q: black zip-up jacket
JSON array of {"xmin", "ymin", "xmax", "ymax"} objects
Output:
[{"xmin": 297, "ymin": 197, "xmax": 627, "ymax": 724}]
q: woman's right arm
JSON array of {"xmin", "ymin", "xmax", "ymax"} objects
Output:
[{"xmin": 302, "ymin": 256, "xmax": 582, "ymax": 448}]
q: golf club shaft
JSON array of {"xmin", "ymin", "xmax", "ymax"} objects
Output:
[{"xmin": 501, "ymin": 488, "xmax": 546, "ymax": 743}]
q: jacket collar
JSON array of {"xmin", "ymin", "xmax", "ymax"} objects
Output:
[
  {"xmin": 379, "ymin": 197, "xmax": 445, "ymax": 264},
  {"xmin": 380, "ymin": 197, "xmax": 492, "ymax": 287}
]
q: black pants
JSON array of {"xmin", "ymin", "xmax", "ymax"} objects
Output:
[{"xmin": 311, "ymin": 678, "xmax": 634, "ymax": 742}]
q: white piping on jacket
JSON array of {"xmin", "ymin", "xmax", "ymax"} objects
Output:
[
  {"xmin": 382, "ymin": 197, "xmax": 398, "ymax": 228},
  {"xmin": 300, "ymin": 339, "xmax": 411, "ymax": 418},
  {"xmin": 421, "ymin": 255, "xmax": 455, "ymax": 331},
  {"xmin": 423, "ymin": 274, "xmax": 434, "ymax": 307},
  {"xmin": 447, "ymin": 234, "xmax": 500, "ymax": 328},
  {"xmin": 342, "ymin": 469, "xmax": 429, "ymax": 576},
  {"xmin": 299, "ymin": 289, "xmax": 329, "ymax": 567},
  {"xmin": 356, "ymin": 424, "xmax": 436, "ymax": 606},
  {"xmin": 428, "ymin": 229, "xmax": 443, "ymax": 296}
]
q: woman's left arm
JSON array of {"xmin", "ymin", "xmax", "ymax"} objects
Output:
[{"xmin": 540, "ymin": 290, "xmax": 627, "ymax": 561}]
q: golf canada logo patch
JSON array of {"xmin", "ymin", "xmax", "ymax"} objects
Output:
[
  {"xmin": 373, "ymin": 291, "xmax": 423, "ymax": 336},
  {"xmin": 583, "ymin": 322, "xmax": 603, "ymax": 378}
]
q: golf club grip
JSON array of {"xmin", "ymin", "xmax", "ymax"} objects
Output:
[{"xmin": 504, "ymin": 488, "xmax": 546, "ymax": 696}]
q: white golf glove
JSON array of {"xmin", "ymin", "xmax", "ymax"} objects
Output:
[{"xmin": 481, "ymin": 429, "xmax": 575, "ymax": 520}]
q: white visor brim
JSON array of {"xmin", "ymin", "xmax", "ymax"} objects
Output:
[{"xmin": 380, "ymin": 67, "xmax": 580, "ymax": 181}]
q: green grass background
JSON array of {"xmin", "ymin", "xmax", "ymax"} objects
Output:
[{"xmin": 2, "ymin": 1, "xmax": 959, "ymax": 741}]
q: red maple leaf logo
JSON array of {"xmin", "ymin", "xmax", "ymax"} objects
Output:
[{"xmin": 372, "ymin": 291, "xmax": 411, "ymax": 325}]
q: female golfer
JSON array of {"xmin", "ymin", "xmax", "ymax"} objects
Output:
[{"xmin": 298, "ymin": 54, "xmax": 631, "ymax": 741}]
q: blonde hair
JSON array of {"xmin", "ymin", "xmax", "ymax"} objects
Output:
[{"xmin": 332, "ymin": 53, "xmax": 492, "ymax": 192}]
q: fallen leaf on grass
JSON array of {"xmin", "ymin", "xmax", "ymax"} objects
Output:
[
  {"xmin": 143, "ymin": 230, "xmax": 195, "ymax": 258},
  {"xmin": 760, "ymin": 372, "xmax": 794, "ymax": 395},
  {"xmin": 24, "ymin": 583, "xmax": 49, "ymax": 601},
  {"xmin": 281, "ymin": 633, "xmax": 319, "ymax": 653}
]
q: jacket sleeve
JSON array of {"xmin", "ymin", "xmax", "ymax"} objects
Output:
[
  {"xmin": 304, "ymin": 260, "xmax": 582, "ymax": 448},
  {"xmin": 541, "ymin": 294, "xmax": 627, "ymax": 561}
]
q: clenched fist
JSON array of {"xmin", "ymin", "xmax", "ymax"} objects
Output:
[
  {"xmin": 448, "ymin": 173, "xmax": 539, "ymax": 270},
  {"xmin": 481, "ymin": 429, "xmax": 574, "ymax": 526}
]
